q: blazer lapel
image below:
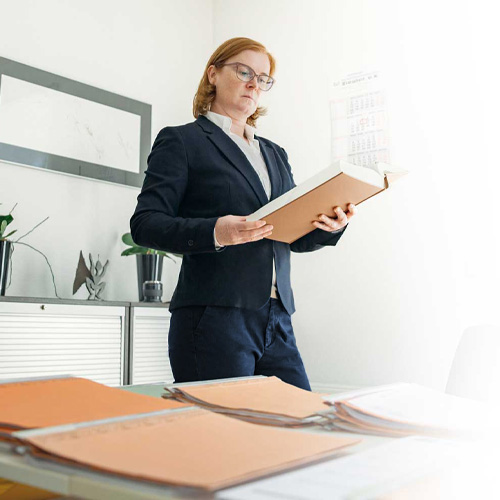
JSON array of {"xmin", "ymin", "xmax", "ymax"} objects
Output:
[
  {"xmin": 196, "ymin": 116, "xmax": 268, "ymax": 207},
  {"xmin": 257, "ymin": 138, "xmax": 282, "ymax": 201}
]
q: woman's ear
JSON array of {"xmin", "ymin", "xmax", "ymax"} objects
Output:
[{"xmin": 207, "ymin": 65, "xmax": 217, "ymax": 86}]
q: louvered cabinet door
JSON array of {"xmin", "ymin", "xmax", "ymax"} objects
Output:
[
  {"xmin": 130, "ymin": 307, "xmax": 173, "ymax": 385},
  {"xmin": 0, "ymin": 302, "xmax": 126, "ymax": 386}
]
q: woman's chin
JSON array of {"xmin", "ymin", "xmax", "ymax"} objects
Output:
[{"xmin": 239, "ymin": 104, "xmax": 256, "ymax": 116}]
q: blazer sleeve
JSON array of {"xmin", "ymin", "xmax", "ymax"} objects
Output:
[
  {"xmin": 277, "ymin": 147, "xmax": 348, "ymax": 254},
  {"xmin": 130, "ymin": 127, "xmax": 219, "ymax": 255}
]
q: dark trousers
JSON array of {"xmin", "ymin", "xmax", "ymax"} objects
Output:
[{"xmin": 168, "ymin": 298, "xmax": 311, "ymax": 391}]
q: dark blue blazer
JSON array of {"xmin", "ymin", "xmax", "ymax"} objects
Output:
[{"xmin": 130, "ymin": 115, "xmax": 345, "ymax": 315}]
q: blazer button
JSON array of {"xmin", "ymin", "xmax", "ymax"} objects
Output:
[{"xmin": 188, "ymin": 239, "xmax": 194, "ymax": 247}]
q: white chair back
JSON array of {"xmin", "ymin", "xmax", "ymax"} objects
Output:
[{"xmin": 446, "ymin": 324, "xmax": 500, "ymax": 402}]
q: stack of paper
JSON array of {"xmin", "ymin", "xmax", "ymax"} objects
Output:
[
  {"xmin": 12, "ymin": 407, "xmax": 359, "ymax": 491},
  {"xmin": 322, "ymin": 383, "xmax": 493, "ymax": 438},
  {"xmin": 163, "ymin": 376, "xmax": 333, "ymax": 427},
  {"xmin": 0, "ymin": 375, "xmax": 187, "ymax": 443}
]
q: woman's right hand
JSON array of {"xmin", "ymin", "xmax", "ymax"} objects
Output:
[{"xmin": 214, "ymin": 216, "xmax": 273, "ymax": 246}]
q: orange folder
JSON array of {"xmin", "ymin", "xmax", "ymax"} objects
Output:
[
  {"xmin": 167, "ymin": 376, "xmax": 330, "ymax": 419},
  {"xmin": 0, "ymin": 377, "xmax": 186, "ymax": 439},
  {"xmin": 17, "ymin": 408, "xmax": 359, "ymax": 491}
]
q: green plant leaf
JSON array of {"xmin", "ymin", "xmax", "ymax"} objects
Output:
[
  {"xmin": 121, "ymin": 246, "xmax": 149, "ymax": 256},
  {"xmin": 154, "ymin": 251, "xmax": 181, "ymax": 259},
  {"xmin": 0, "ymin": 216, "xmax": 13, "ymax": 237},
  {"xmin": 2, "ymin": 229, "xmax": 17, "ymax": 239},
  {"xmin": 121, "ymin": 232, "xmax": 138, "ymax": 247},
  {"xmin": 0, "ymin": 215, "xmax": 13, "ymax": 226}
]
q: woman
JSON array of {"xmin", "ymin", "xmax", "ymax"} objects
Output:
[{"xmin": 130, "ymin": 37, "xmax": 356, "ymax": 391}]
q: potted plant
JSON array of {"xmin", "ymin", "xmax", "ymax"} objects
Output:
[
  {"xmin": 0, "ymin": 203, "xmax": 59, "ymax": 297},
  {"xmin": 0, "ymin": 206, "xmax": 16, "ymax": 295},
  {"xmin": 121, "ymin": 233, "xmax": 179, "ymax": 301}
]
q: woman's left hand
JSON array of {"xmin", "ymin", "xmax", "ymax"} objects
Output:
[{"xmin": 313, "ymin": 203, "xmax": 357, "ymax": 232}]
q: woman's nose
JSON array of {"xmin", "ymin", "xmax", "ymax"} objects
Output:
[{"xmin": 246, "ymin": 78, "xmax": 258, "ymax": 90}]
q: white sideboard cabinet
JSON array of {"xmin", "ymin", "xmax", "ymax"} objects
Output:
[
  {"xmin": 0, "ymin": 300, "xmax": 126, "ymax": 386},
  {"xmin": 0, "ymin": 298, "xmax": 174, "ymax": 386},
  {"xmin": 130, "ymin": 306, "xmax": 174, "ymax": 385}
]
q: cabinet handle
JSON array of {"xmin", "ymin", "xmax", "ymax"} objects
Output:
[{"xmin": 40, "ymin": 305, "xmax": 46, "ymax": 311}]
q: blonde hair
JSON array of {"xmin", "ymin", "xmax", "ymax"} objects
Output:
[{"xmin": 193, "ymin": 37, "xmax": 276, "ymax": 128}]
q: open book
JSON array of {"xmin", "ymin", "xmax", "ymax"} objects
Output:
[{"xmin": 247, "ymin": 161, "xmax": 407, "ymax": 244}]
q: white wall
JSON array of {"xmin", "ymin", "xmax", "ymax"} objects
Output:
[
  {"xmin": 213, "ymin": 0, "xmax": 500, "ymax": 390},
  {"xmin": 1, "ymin": 0, "xmax": 498, "ymax": 390},
  {"xmin": 0, "ymin": 0, "xmax": 212, "ymax": 301}
]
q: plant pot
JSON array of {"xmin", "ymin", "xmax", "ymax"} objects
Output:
[
  {"xmin": 136, "ymin": 254, "xmax": 163, "ymax": 301},
  {"xmin": 0, "ymin": 240, "xmax": 12, "ymax": 296}
]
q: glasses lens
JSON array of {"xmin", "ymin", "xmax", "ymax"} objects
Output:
[
  {"xmin": 258, "ymin": 76, "xmax": 274, "ymax": 91},
  {"xmin": 232, "ymin": 63, "xmax": 274, "ymax": 91},
  {"xmin": 236, "ymin": 64, "xmax": 254, "ymax": 82}
]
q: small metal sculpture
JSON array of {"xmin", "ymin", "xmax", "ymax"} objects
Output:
[{"xmin": 72, "ymin": 251, "xmax": 109, "ymax": 300}]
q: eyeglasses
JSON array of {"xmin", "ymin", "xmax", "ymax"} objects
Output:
[{"xmin": 216, "ymin": 62, "xmax": 275, "ymax": 91}]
